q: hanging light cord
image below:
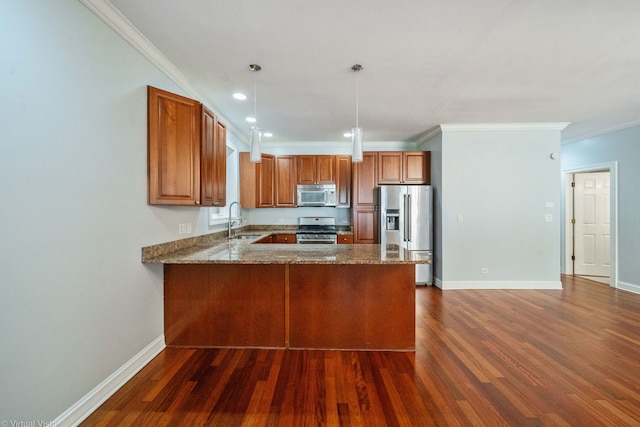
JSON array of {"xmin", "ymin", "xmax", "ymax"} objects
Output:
[
  {"xmin": 249, "ymin": 64, "xmax": 261, "ymax": 125},
  {"xmin": 352, "ymin": 64, "xmax": 363, "ymax": 129},
  {"xmin": 355, "ymin": 70, "xmax": 359, "ymax": 128},
  {"xmin": 253, "ymin": 70, "xmax": 257, "ymax": 124}
]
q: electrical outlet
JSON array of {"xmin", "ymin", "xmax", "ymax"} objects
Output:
[
  {"xmin": 545, "ymin": 214, "xmax": 553, "ymax": 223},
  {"xmin": 481, "ymin": 268, "xmax": 489, "ymax": 274}
]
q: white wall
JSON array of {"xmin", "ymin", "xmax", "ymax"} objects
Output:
[
  {"xmin": 561, "ymin": 126, "xmax": 640, "ymax": 291},
  {"xmin": 0, "ymin": 1, "xmax": 224, "ymax": 421},
  {"xmin": 419, "ymin": 133, "xmax": 443, "ymax": 283},
  {"xmin": 438, "ymin": 127, "xmax": 563, "ymax": 289}
]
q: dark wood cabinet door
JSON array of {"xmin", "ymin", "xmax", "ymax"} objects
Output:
[
  {"xmin": 200, "ymin": 107, "xmax": 226, "ymax": 207},
  {"xmin": 403, "ymin": 151, "xmax": 429, "ymax": 184},
  {"xmin": 257, "ymin": 154, "xmax": 275, "ymax": 207},
  {"xmin": 275, "ymin": 155, "xmax": 297, "ymax": 207},
  {"xmin": 378, "ymin": 152, "xmax": 403, "ymax": 184},
  {"xmin": 200, "ymin": 106, "xmax": 216, "ymax": 206},
  {"xmin": 273, "ymin": 234, "xmax": 296, "ymax": 243},
  {"xmin": 316, "ymin": 155, "xmax": 336, "ymax": 184},
  {"xmin": 352, "ymin": 152, "xmax": 378, "ymax": 207},
  {"xmin": 337, "ymin": 234, "xmax": 354, "ymax": 244},
  {"xmin": 212, "ymin": 119, "xmax": 227, "ymax": 206},
  {"xmin": 353, "ymin": 208, "xmax": 378, "ymax": 243},
  {"xmin": 335, "ymin": 155, "xmax": 351, "ymax": 207},
  {"xmin": 297, "ymin": 155, "xmax": 336, "ymax": 184},
  {"xmin": 148, "ymin": 86, "xmax": 201, "ymax": 205},
  {"xmin": 296, "ymin": 156, "xmax": 316, "ymax": 184}
]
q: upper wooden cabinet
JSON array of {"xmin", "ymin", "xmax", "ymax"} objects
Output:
[
  {"xmin": 378, "ymin": 151, "xmax": 430, "ymax": 184},
  {"xmin": 240, "ymin": 152, "xmax": 275, "ymax": 208},
  {"xmin": 201, "ymin": 107, "xmax": 227, "ymax": 207},
  {"xmin": 147, "ymin": 86, "xmax": 226, "ymax": 206},
  {"xmin": 335, "ymin": 155, "xmax": 352, "ymax": 208},
  {"xmin": 297, "ymin": 155, "xmax": 335, "ymax": 184},
  {"xmin": 352, "ymin": 152, "xmax": 378, "ymax": 208},
  {"xmin": 148, "ymin": 86, "xmax": 201, "ymax": 205},
  {"xmin": 275, "ymin": 155, "xmax": 297, "ymax": 207}
]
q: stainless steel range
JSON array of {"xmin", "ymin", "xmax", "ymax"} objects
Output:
[{"xmin": 296, "ymin": 217, "xmax": 337, "ymax": 244}]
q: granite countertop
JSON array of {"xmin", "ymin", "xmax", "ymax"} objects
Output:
[{"xmin": 142, "ymin": 228, "xmax": 430, "ymax": 265}]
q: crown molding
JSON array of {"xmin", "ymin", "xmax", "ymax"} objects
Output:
[
  {"xmin": 414, "ymin": 126, "xmax": 443, "ymax": 145},
  {"xmin": 561, "ymin": 119, "xmax": 640, "ymax": 144},
  {"xmin": 79, "ymin": 0, "xmax": 248, "ymax": 146},
  {"xmin": 439, "ymin": 122, "xmax": 571, "ymax": 132},
  {"xmin": 260, "ymin": 140, "xmax": 414, "ymax": 154}
]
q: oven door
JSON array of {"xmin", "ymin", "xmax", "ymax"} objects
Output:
[{"xmin": 296, "ymin": 234, "xmax": 337, "ymax": 244}]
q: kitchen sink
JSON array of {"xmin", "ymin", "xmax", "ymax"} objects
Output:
[{"xmin": 232, "ymin": 234, "xmax": 261, "ymax": 240}]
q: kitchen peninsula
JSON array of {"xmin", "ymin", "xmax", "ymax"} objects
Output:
[{"xmin": 143, "ymin": 230, "xmax": 430, "ymax": 351}]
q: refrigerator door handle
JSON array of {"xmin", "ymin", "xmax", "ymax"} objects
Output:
[{"xmin": 404, "ymin": 194, "xmax": 411, "ymax": 241}]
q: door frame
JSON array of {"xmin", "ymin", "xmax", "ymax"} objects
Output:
[{"xmin": 562, "ymin": 162, "xmax": 618, "ymax": 288}]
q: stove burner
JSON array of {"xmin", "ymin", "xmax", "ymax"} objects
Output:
[{"xmin": 296, "ymin": 217, "xmax": 337, "ymax": 244}]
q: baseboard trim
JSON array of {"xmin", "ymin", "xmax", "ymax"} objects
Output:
[
  {"xmin": 54, "ymin": 335, "xmax": 165, "ymax": 426},
  {"xmin": 617, "ymin": 280, "xmax": 640, "ymax": 295},
  {"xmin": 440, "ymin": 280, "xmax": 563, "ymax": 290},
  {"xmin": 434, "ymin": 277, "xmax": 443, "ymax": 289}
]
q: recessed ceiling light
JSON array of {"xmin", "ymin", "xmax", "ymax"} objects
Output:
[
  {"xmin": 233, "ymin": 93, "xmax": 247, "ymax": 100},
  {"xmin": 263, "ymin": 132, "xmax": 273, "ymax": 137},
  {"xmin": 246, "ymin": 117, "xmax": 256, "ymax": 123},
  {"xmin": 344, "ymin": 132, "xmax": 352, "ymax": 138}
]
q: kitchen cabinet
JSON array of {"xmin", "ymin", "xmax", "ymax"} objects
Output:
[
  {"xmin": 275, "ymin": 155, "xmax": 297, "ymax": 207},
  {"xmin": 148, "ymin": 86, "xmax": 201, "ymax": 205},
  {"xmin": 377, "ymin": 151, "xmax": 430, "ymax": 184},
  {"xmin": 255, "ymin": 235, "xmax": 274, "ymax": 243},
  {"xmin": 240, "ymin": 152, "xmax": 275, "ymax": 208},
  {"xmin": 352, "ymin": 152, "xmax": 379, "ymax": 243},
  {"xmin": 337, "ymin": 234, "xmax": 353, "ymax": 244},
  {"xmin": 200, "ymin": 107, "xmax": 226, "ymax": 207},
  {"xmin": 297, "ymin": 155, "xmax": 335, "ymax": 184},
  {"xmin": 335, "ymin": 155, "xmax": 352, "ymax": 208},
  {"xmin": 147, "ymin": 86, "xmax": 227, "ymax": 206},
  {"xmin": 252, "ymin": 234, "xmax": 296, "ymax": 243},
  {"xmin": 273, "ymin": 234, "xmax": 296, "ymax": 243}
]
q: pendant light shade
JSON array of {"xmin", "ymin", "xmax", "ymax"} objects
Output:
[
  {"xmin": 249, "ymin": 126, "xmax": 262, "ymax": 162},
  {"xmin": 248, "ymin": 64, "xmax": 262, "ymax": 163},
  {"xmin": 351, "ymin": 127, "xmax": 363, "ymax": 163},
  {"xmin": 351, "ymin": 64, "xmax": 364, "ymax": 163}
]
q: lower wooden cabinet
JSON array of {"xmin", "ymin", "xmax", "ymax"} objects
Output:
[
  {"xmin": 254, "ymin": 234, "xmax": 296, "ymax": 243},
  {"xmin": 353, "ymin": 208, "xmax": 378, "ymax": 244},
  {"xmin": 273, "ymin": 234, "xmax": 296, "ymax": 243},
  {"xmin": 337, "ymin": 234, "xmax": 353, "ymax": 244}
]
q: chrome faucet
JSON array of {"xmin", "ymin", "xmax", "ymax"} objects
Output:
[{"xmin": 228, "ymin": 201, "xmax": 242, "ymax": 239}]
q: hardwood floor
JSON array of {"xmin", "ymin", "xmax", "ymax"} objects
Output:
[{"xmin": 82, "ymin": 275, "xmax": 640, "ymax": 426}]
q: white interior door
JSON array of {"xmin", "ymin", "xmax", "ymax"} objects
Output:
[{"xmin": 574, "ymin": 172, "xmax": 611, "ymax": 277}]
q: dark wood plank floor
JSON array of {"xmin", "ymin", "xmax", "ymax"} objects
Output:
[{"xmin": 82, "ymin": 275, "xmax": 640, "ymax": 426}]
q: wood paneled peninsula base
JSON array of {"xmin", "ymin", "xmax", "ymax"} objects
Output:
[{"xmin": 143, "ymin": 235, "xmax": 429, "ymax": 351}]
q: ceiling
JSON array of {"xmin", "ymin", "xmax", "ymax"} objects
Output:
[{"xmin": 108, "ymin": 0, "xmax": 640, "ymax": 145}]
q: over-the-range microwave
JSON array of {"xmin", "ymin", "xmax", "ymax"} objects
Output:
[{"xmin": 296, "ymin": 184, "xmax": 337, "ymax": 207}]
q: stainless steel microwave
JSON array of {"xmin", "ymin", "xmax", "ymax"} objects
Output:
[{"xmin": 296, "ymin": 184, "xmax": 337, "ymax": 207}]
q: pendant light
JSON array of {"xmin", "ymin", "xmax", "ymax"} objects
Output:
[
  {"xmin": 351, "ymin": 64, "xmax": 364, "ymax": 163},
  {"xmin": 248, "ymin": 64, "xmax": 262, "ymax": 163}
]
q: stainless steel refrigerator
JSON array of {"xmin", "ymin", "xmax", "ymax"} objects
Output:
[{"xmin": 379, "ymin": 185, "xmax": 433, "ymax": 285}]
